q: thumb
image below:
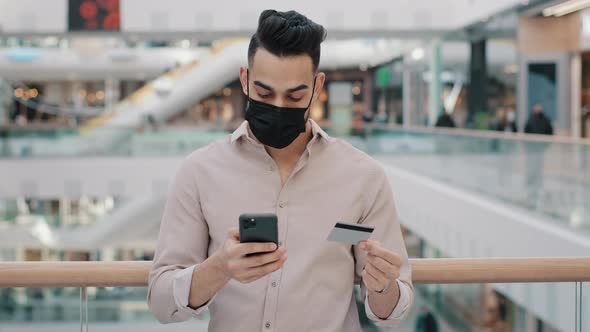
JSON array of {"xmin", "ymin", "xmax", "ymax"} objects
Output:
[{"xmin": 227, "ymin": 227, "xmax": 240, "ymax": 241}]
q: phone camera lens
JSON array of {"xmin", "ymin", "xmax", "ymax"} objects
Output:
[{"xmin": 245, "ymin": 219, "xmax": 256, "ymax": 229}]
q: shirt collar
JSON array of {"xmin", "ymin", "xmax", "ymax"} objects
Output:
[{"xmin": 230, "ymin": 119, "xmax": 330, "ymax": 145}]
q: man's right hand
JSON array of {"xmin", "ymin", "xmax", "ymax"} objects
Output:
[{"xmin": 213, "ymin": 227, "xmax": 287, "ymax": 284}]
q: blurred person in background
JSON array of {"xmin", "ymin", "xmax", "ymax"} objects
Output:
[
  {"xmin": 582, "ymin": 105, "xmax": 590, "ymax": 138},
  {"xmin": 494, "ymin": 106, "xmax": 517, "ymax": 133},
  {"xmin": 525, "ymin": 103, "xmax": 553, "ymax": 136},
  {"xmin": 435, "ymin": 108, "xmax": 456, "ymax": 128}
]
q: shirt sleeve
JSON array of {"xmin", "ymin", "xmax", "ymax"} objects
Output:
[
  {"xmin": 364, "ymin": 279, "xmax": 412, "ymax": 323},
  {"xmin": 147, "ymin": 156, "xmax": 211, "ymax": 324},
  {"xmin": 172, "ymin": 265, "xmax": 216, "ymax": 317},
  {"xmin": 354, "ymin": 166, "xmax": 414, "ymax": 328}
]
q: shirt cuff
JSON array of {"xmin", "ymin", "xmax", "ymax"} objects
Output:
[
  {"xmin": 365, "ymin": 279, "xmax": 411, "ymax": 325},
  {"xmin": 172, "ymin": 264, "xmax": 215, "ymax": 318}
]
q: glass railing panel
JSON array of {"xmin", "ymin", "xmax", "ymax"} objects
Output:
[{"xmin": 356, "ymin": 129, "xmax": 590, "ymax": 236}]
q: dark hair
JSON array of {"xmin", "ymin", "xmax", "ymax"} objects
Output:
[{"xmin": 248, "ymin": 10, "xmax": 327, "ymax": 72}]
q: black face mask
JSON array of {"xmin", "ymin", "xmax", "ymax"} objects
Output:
[{"xmin": 245, "ymin": 70, "xmax": 316, "ymax": 149}]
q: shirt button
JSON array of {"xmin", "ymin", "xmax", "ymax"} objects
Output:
[
  {"xmin": 279, "ymin": 201, "xmax": 286, "ymax": 208},
  {"xmin": 272, "ymin": 281, "xmax": 277, "ymax": 287},
  {"xmin": 265, "ymin": 321, "xmax": 271, "ymax": 329}
]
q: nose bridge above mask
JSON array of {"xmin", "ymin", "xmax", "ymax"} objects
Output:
[{"xmin": 246, "ymin": 69, "xmax": 316, "ymax": 108}]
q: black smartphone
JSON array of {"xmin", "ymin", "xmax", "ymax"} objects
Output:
[{"xmin": 239, "ymin": 213, "xmax": 279, "ymax": 256}]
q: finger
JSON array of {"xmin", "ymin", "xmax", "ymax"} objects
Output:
[
  {"xmin": 235, "ymin": 242, "xmax": 277, "ymax": 256},
  {"xmin": 361, "ymin": 269, "xmax": 383, "ymax": 292},
  {"xmin": 367, "ymin": 254, "xmax": 397, "ymax": 278},
  {"xmin": 236, "ymin": 273, "xmax": 261, "ymax": 284},
  {"xmin": 244, "ymin": 254, "xmax": 287, "ymax": 279},
  {"xmin": 242, "ymin": 247, "xmax": 286, "ymax": 268},
  {"xmin": 358, "ymin": 241, "xmax": 368, "ymax": 250},
  {"xmin": 364, "ymin": 262, "xmax": 388, "ymax": 284},
  {"xmin": 363, "ymin": 240, "xmax": 381, "ymax": 255},
  {"xmin": 239, "ymin": 275, "xmax": 260, "ymax": 284},
  {"xmin": 366, "ymin": 242, "xmax": 402, "ymax": 266}
]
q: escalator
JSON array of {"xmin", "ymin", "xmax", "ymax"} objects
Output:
[
  {"xmin": 82, "ymin": 39, "xmax": 402, "ymax": 132},
  {"xmin": 80, "ymin": 39, "xmax": 249, "ymax": 134}
]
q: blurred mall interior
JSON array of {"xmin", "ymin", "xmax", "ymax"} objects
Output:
[{"xmin": 0, "ymin": 0, "xmax": 589, "ymax": 331}]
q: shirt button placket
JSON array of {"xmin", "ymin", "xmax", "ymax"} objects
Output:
[{"xmin": 266, "ymin": 193, "xmax": 286, "ymax": 332}]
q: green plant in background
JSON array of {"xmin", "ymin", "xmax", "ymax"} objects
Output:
[{"xmin": 474, "ymin": 112, "xmax": 491, "ymax": 130}]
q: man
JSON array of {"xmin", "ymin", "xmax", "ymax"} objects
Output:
[
  {"xmin": 148, "ymin": 9, "xmax": 413, "ymax": 332},
  {"xmin": 525, "ymin": 103, "xmax": 553, "ymax": 135},
  {"xmin": 434, "ymin": 109, "xmax": 456, "ymax": 128},
  {"xmin": 494, "ymin": 107, "xmax": 517, "ymax": 133}
]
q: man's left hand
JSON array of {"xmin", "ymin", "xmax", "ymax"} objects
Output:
[{"xmin": 358, "ymin": 240, "xmax": 402, "ymax": 293}]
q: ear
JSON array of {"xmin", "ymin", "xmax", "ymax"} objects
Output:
[
  {"xmin": 239, "ymin": 66, "xmax": 249, "ymax": 96},
  {"xmin": 312, "ymin": 72, "xmax": 326, "ymax": 102}
]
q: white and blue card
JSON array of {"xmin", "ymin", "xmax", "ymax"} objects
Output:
[{"xmin": 327, "ymin": 222, "xmax": 375, "ymax": 244}]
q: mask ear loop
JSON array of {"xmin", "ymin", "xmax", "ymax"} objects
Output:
[{"xmin": 246, "ymin": 69, "xmax": 251, "ymax": 108}]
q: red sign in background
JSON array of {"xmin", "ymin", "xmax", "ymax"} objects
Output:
[{"xmin": 69, "ymin": 0, "xmax": 120, "ymax": 31}]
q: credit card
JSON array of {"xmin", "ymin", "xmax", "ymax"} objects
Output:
[{"xmin": 327, "ymin": 222, "xmax": 375, "ymax": 244}]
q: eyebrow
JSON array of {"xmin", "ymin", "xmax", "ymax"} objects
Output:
[{"xmin": 253, "ymin": 81, "xmax": 309, "ymax": 93}]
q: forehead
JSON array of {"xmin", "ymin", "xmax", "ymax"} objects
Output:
[{"xmin": 250, "ymin": 48, "xmax": 315, "ymax": 89}]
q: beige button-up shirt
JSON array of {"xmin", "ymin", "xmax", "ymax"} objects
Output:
[{"xmin": 148, "ymin": 120, "xmax": 413, "ymax": 332}]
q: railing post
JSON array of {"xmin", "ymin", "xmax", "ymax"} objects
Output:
[
  {"xmin": 80, "ymin": 286, "xmax": 88, "ymax": 332},
  {"xmin": 575, "ymin": 281, "xmax": 584, "ymax": 332}
]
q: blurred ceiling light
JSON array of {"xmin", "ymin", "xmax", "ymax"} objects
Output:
[
  {"xmin": 43, "ymin": 36, "xmax": 60, "ymax": 47},
  {"xmin": 180, "ymin": 39, "xmax": 191, "ymax": 48},
  {"xmin": 223, "ymin": 87, "xmax": 232, "ymax": 97},
  {"xmin": 543, "ymin": 0, "xmax": 590, "ymax": 17},
  {"xmin": 79, "ymin": 89, "xmax": 87, "ymax": 97},
  {"xmin": 569, "ymin": 206, "xmax": 587, "ymax": 228},
  {"xmin": 359, "ymin": 64, "xmax": 368, "ymax": 71},
  {"xmin": 96, "ymin": 91, "xmax": 105, "ymax": 100},
  {"xmin": 14, "ymin": 88, "xmax": 24, "ymax": 98},
  {"xmin": 352, "ymin": 83, "xmax": 362, "ymax": 96},
  {"xmin": 105, "ymin": 197, "xmax": 115, "ymax": 210},
  {"xmin": 504, "ymin": 64, "xmax": 519, "ymax": 74},
  {"xmin": 29, "ymin": 89, "xmax": 39, "ymax": 98},
  {"xmin": 31, "ymin": 220, "xmax": 56, "ymax": 247},
  {"xmin": 411, "ymin": 48, "xmax": 425, "ymax": 61}
]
